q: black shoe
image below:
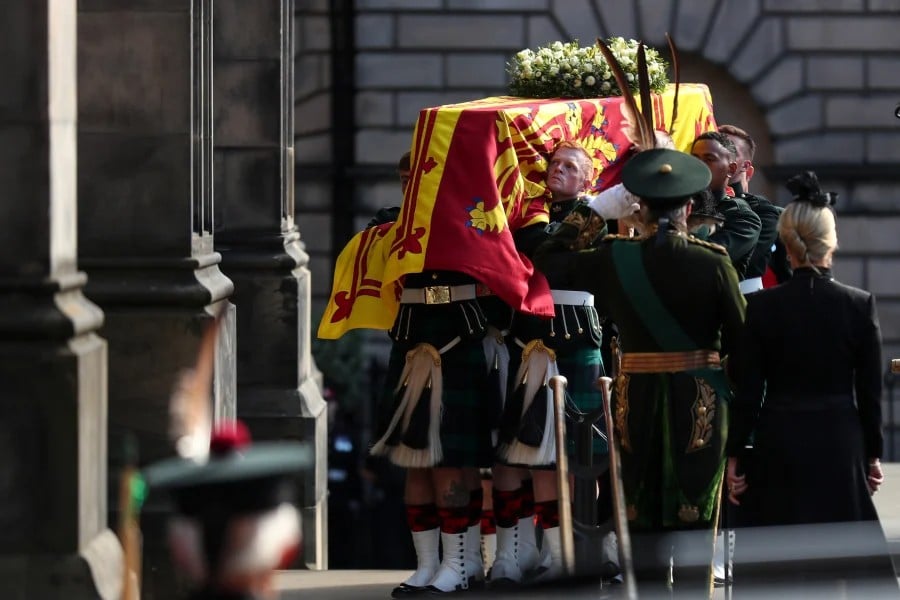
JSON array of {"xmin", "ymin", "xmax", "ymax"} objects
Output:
[
  {"xmin": 392, "ymin": 583, "xmax": 430, "ymax": 598},
  {"xmin": 487, "ymin": 576, "xmax": 521, "ymax": 590},
  {"xmin": 426, "ymin": 575, "xmax": 483, "ymax": 595}
]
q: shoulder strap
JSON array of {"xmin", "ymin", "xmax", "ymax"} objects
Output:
[
  {"xmin": 610, "ymin": 240, "xmax": 733, "ymax": 399},
  {"xmin": 610, "ymin": 240, "xmax": 696, "ymax": 350}
]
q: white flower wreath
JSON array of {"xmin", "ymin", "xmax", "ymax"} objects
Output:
[{"xmin": 507, "ymin": 37, "xmax": 669, "ymax": 99}]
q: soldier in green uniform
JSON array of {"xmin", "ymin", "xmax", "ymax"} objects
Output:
[
  {"xmin": 533, "ymin": 148, "xmax": 746, "ymax": 597},
  {"xmin": 719, "ymin": 124, "xmax": 790, "ymax": 287},
  {"xmin": 690, "ymin": 131, "xmax": 762, "ymax": 286}
]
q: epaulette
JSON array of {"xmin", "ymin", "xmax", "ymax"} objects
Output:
[
  {"xmin": 686, "ymin": 235, "xmax": 728, "ymax": 255},
  {"xmin": 601, "ymin": 233, "xmax": 640, "ymax": 243}
]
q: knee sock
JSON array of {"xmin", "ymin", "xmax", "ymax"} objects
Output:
[
  {"xmin": 492, "ymin": 488, "xmax": 523, "ymax": 528},
  {"xmin": 468, "ymin": 488, "xmax": 484, "ymax": 528},
  {"xmin": 406, "ymin": 503, "xmax": 440, "ymax": 532},
  {"xmin": 438, "ymin": 506, "xmax": 472, "ymax": 534},
  {"xmin": 534, "ymin": 499, "xmax": 560, "ymax": 529}
]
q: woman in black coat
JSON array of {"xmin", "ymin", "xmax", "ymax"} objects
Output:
[{"xmin": 725, "ymin": 172, "xmax": 896, "ymax": 593}]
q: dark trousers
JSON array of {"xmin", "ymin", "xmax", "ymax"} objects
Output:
[{"xmin": 631, "ymin": 529, "xmax": 715, "ymax": 598}]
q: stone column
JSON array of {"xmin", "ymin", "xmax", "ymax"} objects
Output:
[
  {"xmin": 0, "ymin": 2, "xmax": 124, "ymax": 598},
  {"xmin": 213, "ymin": 0, "xmax": 327, "ymax": 569},
  {"xmin": 77, "ymin": 1, "xmax": 235, "ymax": 597}
]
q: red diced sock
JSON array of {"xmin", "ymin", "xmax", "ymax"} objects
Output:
[
  {"xmin": 438, "ymin": 505, "xmax": 472, "ymax": 534},
  {"xmin": 480, "ymin": 509, "xmax": 497, "ymax": 535},
  {"xmin": 534, "ymin": 499, "xmax": 560, "ymax": 529},
  {"xmin": 493, "ymin": 487, "xmax": 523, "ymax": 528},
  {"xmin": 468, "ymin": 488, "xmax": 484, "ymax": 527},
  {"xmin": 406, "ymin": 503, "xmax": 440, "ymax": 532}
]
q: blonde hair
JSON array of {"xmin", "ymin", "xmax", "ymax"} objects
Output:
[
  {"xmin": 777, "ymin": 201, "xmax": 837, "ymax": 269},
  {"xmin": 552, "ymin": 140, "xmax": 595, "ymax": 180}
]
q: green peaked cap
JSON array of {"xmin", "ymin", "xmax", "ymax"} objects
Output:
[{"xmin": 622, "ymin": 148, "xmax": 711, "ymax": 209}]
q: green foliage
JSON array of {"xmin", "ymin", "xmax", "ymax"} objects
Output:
[{"xmin": 312, "ymin": 328, "xmax": 368, "ymax": 410}]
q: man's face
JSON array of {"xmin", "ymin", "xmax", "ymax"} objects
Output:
[
  {"xmin": 724, "ymin": 135, "xmax": 752, "ymax": 184},
  {"xmin": 691, "ymin": 138, "xmax": 737, "ymax": 193},
  {"xmin": 399, "ymin": 169, "xmax": 411, "ymax": 195},
  {"xmin": 546, "ymin": 148, "xmax": 590, "ymax": 200}
]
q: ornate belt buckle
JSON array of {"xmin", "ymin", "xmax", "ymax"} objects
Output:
[{"xmin": 424, "ymin": 285, "xmax": 451, "ymax": 304}]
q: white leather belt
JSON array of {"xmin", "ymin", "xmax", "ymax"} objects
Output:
[
  {"xmin": 401, "ymin": 284, "xmax": 481, "ymax": 304},
  {"xmin": 738, "ymin": 277, "xmax": 763, "ymax": 295},
  {"xmin": 551, "ymin": 289, "xmax": 594, "ymax": 306}
]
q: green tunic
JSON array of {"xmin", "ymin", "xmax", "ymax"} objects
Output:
[
  {"xmin": 534, "ymin": 221, "xmax": 746, "ymax": 532},
  {"xmin": 709, "ymin": 193, "xmax": 761, "ymax": 279}
]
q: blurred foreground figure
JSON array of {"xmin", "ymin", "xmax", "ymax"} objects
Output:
[
  {"xmin": 727, "ymin": 171, "xmax": 899, "ymax": 595},
  {"xmin": 144, "ymin": 421, "xmax": 311, "ymax": 600}
]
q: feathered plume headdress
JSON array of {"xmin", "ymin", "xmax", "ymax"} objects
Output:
[{"xmin": 595, "ymin": 34, "xmax": 681, "ymax": 152}]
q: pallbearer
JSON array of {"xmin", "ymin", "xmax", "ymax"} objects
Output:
[{"xmin": 534, "ymin": 148, "xmax": 745, "ymax": 597}]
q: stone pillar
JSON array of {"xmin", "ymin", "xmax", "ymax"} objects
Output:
[
  {"xmin": 213, "ymin": 0, "xmax": 327, "ymax": 569},
  {"xmin": 77, "ymin": 1, "xmax": 235, "ymax": 597},
  {"xmin": 0, "ymin": 2, "xmax": 124, "ymax": 598}
]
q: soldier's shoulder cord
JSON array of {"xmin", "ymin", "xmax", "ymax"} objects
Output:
[
  {"xmin": 601, "ymin": 233, "xmax": 639, "ymax": 244},
  {"xmin": 686, "ymin": 235, "xmax": 728, "ymax": 255}
]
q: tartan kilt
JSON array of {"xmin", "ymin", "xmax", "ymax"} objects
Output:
[
  {"xmin": 614, "ymin": 371, "xmax": 727, "ymax": 532},
  {"xmin": 497, "ymin": 337, "xmax": 606, "ymax": 467},
  {"xmin": 557, "ymin": 346, "xmax": 608, "ymax": 457},
  {"xmin": 373, "ymin": 335, "xmax": 494, "ymax": 469}
]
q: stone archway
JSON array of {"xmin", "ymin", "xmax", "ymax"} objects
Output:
[{"xmin": 678, "ymin": 54, "xmax": 777, "ymax": 201}]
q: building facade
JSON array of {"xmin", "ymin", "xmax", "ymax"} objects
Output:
[{"xmin": 298, "ymin": 0, "xmax": 900, "ymax": 458}]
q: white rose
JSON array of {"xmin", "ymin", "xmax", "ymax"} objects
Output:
[
  {"xmin": 574, "ymin": 79, "xmax": 582, "ymax": 88},
  {"xmin": 601, "ymin": 81, "xmax": 611, "ymax": 92},
  {"xmin": 585, "ymin": 75, "xmax": 596, "ymax": 86}
]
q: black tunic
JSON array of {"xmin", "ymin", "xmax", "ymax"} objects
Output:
[{"xmin": 728, "ymin": 267, "xmax": 884, "ymax": 525}]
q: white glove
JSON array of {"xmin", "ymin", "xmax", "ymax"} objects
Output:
[{"xmin": 585, "ymin": 183, "xmax": 640, "ymax": 221}]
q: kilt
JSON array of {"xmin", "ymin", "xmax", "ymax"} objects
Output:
[
  {"xmin": 497, "ymin": 330, "xmax": 606, "ymax": 467},
  {"xmin": 373, "ymin": 308, "xmax": 494, "ymax": 469},
  {"xmin": 557, "ymin": 346, "xmax": 607, "ymax": 457}
]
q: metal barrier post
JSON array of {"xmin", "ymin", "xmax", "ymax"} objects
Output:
[{"xmin": 550, "ymin": 375, "xmax": 576, "ymax": 577}]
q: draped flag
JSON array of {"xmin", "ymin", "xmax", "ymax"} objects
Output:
[{"xmin": 318, "ymin": 84, "xmax": 716, "ymax": 340}]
